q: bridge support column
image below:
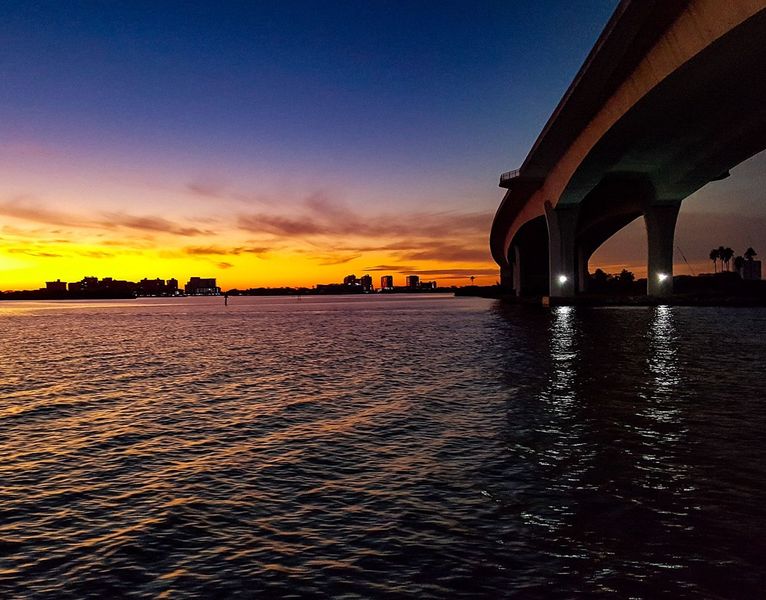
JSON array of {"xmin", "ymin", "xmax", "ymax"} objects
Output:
[
  {"xmin": 512, "ymin": 245, "xmax": 522, "ymax": 296},
  {"xmin": 577, "ymin": 247, "xmax": 588, "ymax": 293},
  {"xmin": 645, "ymin": 203, "xmax": 681, "ymax": 297},
  {"xmin": 546, "ymin": 203, "xmax": 580, "ymax": 297},
  {"xmin": 500, "ymin": 265, "xmax": 513, "ymax": 291}
]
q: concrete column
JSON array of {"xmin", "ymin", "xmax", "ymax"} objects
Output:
[
  {"xmin": 512, "ymin": 245, "xmax": 522, "ymax": 296},
  {"xmin": 500, "ymin": 265, "xmax": 513, "ymax": 290},
  {"xmin": 577, "ymin": 246, "xmax": 588, "ymax": 293},
  {"xmin": 644, "ymin": 202, "xmax": 681, "ymax": 297},
  {"xmin": 545, "ymin": 203, "xmax": 580, "ymax": 297}
]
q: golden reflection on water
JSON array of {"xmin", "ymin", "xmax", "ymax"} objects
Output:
[
  {"xmin": 642, "ymin": 306, "xmax": 684, "ymax": 433},
  {"xmin": 549, "ymin": 306, "xmax": 577, "ymax": 411}
]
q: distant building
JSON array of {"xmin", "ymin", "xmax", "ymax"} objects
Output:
[
  {"xmin": 138, "ymin": 278, "xmax": 161, "ymax": 295},
  {"xmin": 137, "ymin": 278, "xmax": 176, "ymax": 296},
  {"xmin": 45, "ymin": 279, "xmax": 67, "ymax": 292},
  {"xmin": 360, "ymin": 274, "xmax": 373, "ymax": 291},
  {"xmin": 167, "ymin": 278, "xmax": 179, "ymax": 294},
  {"xmin": 343, "ymin": 274, "xmax": 359, "ymax": 286},
  {"xmin": 422, "ymin": 280, "xmax": 437, "ymax": 289},
  {"xmin": 81, "ymin": 276, "xmax": 99, "ymax": 289},
  {"xmin": 185, "ymin": 277, "xmax": 221, "ymax": 295},
  {"xmin": 64, "ymin": 276, "xmax": 136, "ymax": 297},
  {"xmin": 380, "ymin": 275, "xmax": 394, "ymax": 290},
  {"xmin": 405, "ymin": 275, "xmax": 420, "ymax": 289}
]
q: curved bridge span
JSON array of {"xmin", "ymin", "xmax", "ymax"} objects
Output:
[{"xmin": 490, "ymin": 0, "xmax": 766, "ymax": 297}]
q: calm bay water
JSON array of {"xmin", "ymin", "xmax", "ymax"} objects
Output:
[{"xmin": 0, "ymin": 295, "xmax": 765, "ymax": 598}]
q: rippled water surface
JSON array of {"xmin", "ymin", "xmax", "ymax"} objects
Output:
[{"xmin": 1, "ymin": 295, "xmax": 765, "ymax": 598}]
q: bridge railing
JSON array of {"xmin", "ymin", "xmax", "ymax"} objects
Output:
[{"xmin": 499, "ymin": 169, "xmax": 521, "ymax": 186}]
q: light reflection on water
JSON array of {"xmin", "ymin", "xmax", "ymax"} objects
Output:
[{"xmin": 0, "ymin": 296, "xmax": 765, "ymax": 598}]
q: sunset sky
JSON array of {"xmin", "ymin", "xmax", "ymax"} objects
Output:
[{"xmin": 1, "ymin": 0, "xmax": 764, "ymax": 290}]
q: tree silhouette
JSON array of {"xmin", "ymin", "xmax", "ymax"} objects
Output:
[
  {"xmin": 734, "ymin": 255, "xmax": 745, "ymax": 274},
  {"xmin": 618, "ymin": 269, "xmax": 635, "ymax": 283},
  {"xmin": 745, "ymin": 247, "xmax": 758, "ymax": 261},
  {"xmin": 709, "ymin": 248, "xmax": 719, "ymax": 272},
  {"xmin": 722, "ymin": 247, "xmax": 735, "ymax": 271}
]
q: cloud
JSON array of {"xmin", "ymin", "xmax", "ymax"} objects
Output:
[
  {"xmin": 0, "ymin": 197, "xmax": 87, "ymax": 228},
  {"xmin": 414, "ymin": 268, "xmax": 499, "ymax": 276},
  {"xmin": 186, "ymin": 180, "xmax": 228, "ymax": 198},
  {"xmin": 316, "ymin": 253, "xmax": 361, "ymax": 266},
  {"xmin": 186, "ymin": 179, "xmax": 273, "ymax": 205},
  {"xmin": 399, "ymin": 243, "xmax": 491, "ymax": 263},
  {"xmin": 101, "ymin": 213, "xmax": 215, "ymax": 237},
  {"xmin": 237, "ymin": 193, "xmax": 493, "ymax": 241},
  {"xmin": 6, "ymin": 248, "xmax": 64, "ymax": 258},
  {"xmin": 217, "ymin": 262, "xmax": 234, "ymax": 269},
  {"xmin": 77, "ymin": 250, "xmax": 115, "ymax": 258},
  {"xmin": 363, "ymin": 264, "xmax": 418, "ymax": 272},
  {"xmin": 0, "ymin": 196, "xmax": 217, "ymax": 238},
  {"xmin": 183, "ymin": 245, "xmax": 269, "ymax": 256},
  {"xmin": 238, "ymin": 213, "xmax": 326, "ymax": 236},
  {"xmin": 234, "ymin": 192, "xmax": 496, "ymax": 268}
]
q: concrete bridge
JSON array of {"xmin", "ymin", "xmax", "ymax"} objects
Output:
[{"xmin": 490, "ymin": 0, "xmax": 766, "ymax": 297}]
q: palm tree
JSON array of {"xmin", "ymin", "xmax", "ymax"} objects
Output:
[
  {"xmin": 717, "ymin": 246, "xmax": 727, "ymax": 271},
  {"xmin": 722, "ymin": 247, "xmax": 735, "ymax": 271},
  {"xmin": 745, "ymin": 247, "xmax": 758, "ymax": 261},
  {"xmin": 709, "ymin": 248, "xmax": 719, "ymax": 273}
]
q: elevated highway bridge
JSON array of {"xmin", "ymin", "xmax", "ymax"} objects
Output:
[{"xmin": 490, "ymin": 0, "xmax": 766, "ymax": 297}]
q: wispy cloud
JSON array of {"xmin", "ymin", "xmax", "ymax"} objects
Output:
[
  {"xmin": 236, "ymin": 192, "xmax": 494, "ymax": 267},
  {"xmin": 0, "ymin": 197, "xmax": 216, "ymax": 238},
  {"xmin": 101, "ymin": 213, "xmax": 215, "ymax": 236},
  {"xmin": 0, "ymin": 197, "xmax": 87, "ymax": 228},
  {"xmin": 363, "ymin": 264, "xmax": 418, "ymax": 272},
  {"xmin": 183, "ymin": 245, "xmax": 269, "ymax": 256},
  {"xmin": 186, "ymin": 179, "xmax": 273, "ymax": 205}
]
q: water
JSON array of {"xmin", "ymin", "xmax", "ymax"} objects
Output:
[{"xmin": 1, "ymin": 295, "xmax": 765, "ymax": 598}]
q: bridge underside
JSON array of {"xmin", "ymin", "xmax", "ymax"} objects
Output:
[{"xmin": 494, "ymin": 5, "xmax": 766, "ymax": 298}]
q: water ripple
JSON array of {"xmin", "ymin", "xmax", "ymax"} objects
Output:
[{"xmin": 0, "ymin": 297, "xmax": 765, "ymax": 597}]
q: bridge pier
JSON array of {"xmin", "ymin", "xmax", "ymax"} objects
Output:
[
  {"xmin": 546, "ymin": 203, "xmax": 580, "ymax": 297},
  {"xmin": 511, "ymin": 245, "xmax": 522, "ymax": 296},
  {"xmin": 499, "ymin": 265, "xmax": 513, "ymax": 291},
  {"xmin": 645, "ymin": 203, "xmax": 681, "ymax": 297}
]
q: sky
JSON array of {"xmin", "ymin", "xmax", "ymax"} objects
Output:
[{"xmin": 0, "ymin": 0, "xmax": 763, "ymax": 290}]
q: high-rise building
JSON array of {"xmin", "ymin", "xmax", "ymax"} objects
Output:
[
  {"xmin": 380, "ymin": 275, "xmax": 394, "ymax": 290},
  {"xmin": 185, "ymin": 277, "xmax": 221, "ymax": 295},
  {"xmin": 405, "ymin": 275, "xmax": 420, "ymax": 289},
  {"xmin": 360, "ymin": 274, "xmax": 373, "ymax": 291},
  {"xmin": 343, "ymin": 274, "xmax": 358, "ymax": 286},
  {"xmin": 45, "ymin": 279, "xmax": 67, "ymax": 292}
]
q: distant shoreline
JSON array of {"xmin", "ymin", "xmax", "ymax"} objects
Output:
[{"xmin": 0, "ymin": 290, "xmax": 458, "ymax": 301}]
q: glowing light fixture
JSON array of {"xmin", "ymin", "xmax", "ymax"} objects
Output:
[
  {"xmin": 558, "ymin": 274, "xmax": 568, "ymax": 285},
  {"xmin": 657, "ymin": 273, "xmax": 669, "ymax": 282}
]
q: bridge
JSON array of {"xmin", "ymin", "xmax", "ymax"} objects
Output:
[{"xmin": 490, "ymin": 0, "xmax": 766, "ymax": 297}]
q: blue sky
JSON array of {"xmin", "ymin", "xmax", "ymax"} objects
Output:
[{"xmin": 0, "ymin": 0, "xmax": 762, "ymax": 287}]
